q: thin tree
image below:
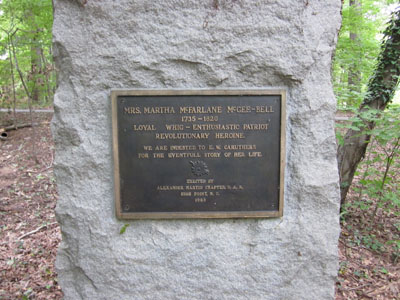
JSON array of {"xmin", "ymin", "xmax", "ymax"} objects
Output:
[
  {"xmin": 1, "ymin": 26, "xmax": 18, "ymax": 129},
  {"xmin": 337, "ymin": 8, "xmax": 400, "ymax": 207},
  {"xmin": 348, "ymin": 0, "xmax": 362, "ymax": 96},
  {"xmin": 10, "ymin": 29, "xmax": 39, "ymax": 163}
]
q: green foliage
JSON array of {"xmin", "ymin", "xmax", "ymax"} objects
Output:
[
  {"xmin": 379, "ymin": 267, "xmax": 388, "ymax": 274},
  {"xmin": 336, "ymin": 6, "xmax": 400, "ymax": 207},
  {"xmin": 335, "ymin": 105, "xmax": 382, "ymax": 146},
  {"xmin": 387, "ymin": 239, "xmax": 400, "ymax": 263},
  {"xmin": 340, "ymin": 105, "xmax": 400, "ymax": 258},
  {"xmin": 333, "ymin": 0, "xmax": 395, "ymax": 108},
  {"xmin": 0, "ymin": 0, "xmax": 54, "ymax": 108},
  {"xmin": 119, "ymin": 224, "xmax": 130, "ymax": 234},
  {"xmin": 348, "ymin": 228, "xmax": 385, "ymax": 252},
  {"xmin": 345, "ymin": 105, "xmax": 400, "ymax": 213},
  {"xmin": 364, "ymin": 7, "xmax": 400, "ymax": 106},
  {"xmin": 353, "ymin": 269, "xmax": 369, "ymax": 278}
]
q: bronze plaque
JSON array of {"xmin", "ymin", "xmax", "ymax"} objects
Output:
[{"xmin": 111, "ymin": 90, "xmax": 286, "ymax": 219}]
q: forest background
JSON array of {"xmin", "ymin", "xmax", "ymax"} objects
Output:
[{"xmin": 0, "ymin": 0, "xmax": 399, "ymax": 299}]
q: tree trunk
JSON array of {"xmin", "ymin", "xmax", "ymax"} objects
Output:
[
  {"xmin": 348, "ymin": 0, "xmax": 361, "ymax": 97},
  {"xmin": 7, "ymin": 32, "xmax": 17, "ymax": 129},
  {"xmin": 10, "ymin": 30, "xmax": 39, "ymax": 163},
  {"xmin": 30, "ymin": 35, "xmax": 42, "ymax": 103},
  {"xmin": 338, "ymin": 9, "xmax": 400, "ymax": 207},
  {"xmin": 40, "ymin": 48, "xmax": 52, "ymax": 103}
]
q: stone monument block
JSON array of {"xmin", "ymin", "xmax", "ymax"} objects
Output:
[{"xmin": 52, "ymin": 0, "xmax": 342, "ymax": 299}]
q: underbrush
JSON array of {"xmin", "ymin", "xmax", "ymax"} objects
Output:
[{"xmin": 336, "ymin": 105, "xmax": 400, "ymax": 299}]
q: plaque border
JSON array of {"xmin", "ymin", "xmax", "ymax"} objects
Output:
[{"xmin": 111, "ymin": 89, "xmax": 286, "ymax": 219}]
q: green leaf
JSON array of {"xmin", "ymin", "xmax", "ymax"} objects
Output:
[{"xmin": 119, "ymin": 224, "xmax": 130, "ymax": 234}]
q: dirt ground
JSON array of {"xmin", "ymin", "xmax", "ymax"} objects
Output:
[
  {"xmin": 0, "ymin": 111, "xmax": 398, "ymax": 299},
  {"xmin": 335, "ymin": 157, "xmax": 400, "ymax": 299},
  {"xmin": 0, "ymin": 112, "xmax": 62, "ymax": 299}
]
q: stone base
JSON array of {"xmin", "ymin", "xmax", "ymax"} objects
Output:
[{"xmin": 52, "ymin": 1, "xmax": 342, "ymax": 299}]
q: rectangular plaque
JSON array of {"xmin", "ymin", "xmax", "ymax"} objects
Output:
[{"xmin": 111, "ymin": 90, "xmax": 286, "ymax": 219}]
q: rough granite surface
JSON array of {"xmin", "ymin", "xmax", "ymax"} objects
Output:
[{"xmin": 52, "ymin": 1, "xmax": 342, "ymax": 299}]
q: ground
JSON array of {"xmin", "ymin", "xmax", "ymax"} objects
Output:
[
  {"xmin": 335, "ymin": 157, "xmax": 400, "ymax": 299},
  {"xmin": 0, "ymin": 111, "xmax": 399, "ymax": 299},
  {"xmin": 0, "ymin": 112, "xmax": 62, "ymax": 300},
  {"xmin": 335, "ymin": 110, "xmax": 400, "ymax": 299}
]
